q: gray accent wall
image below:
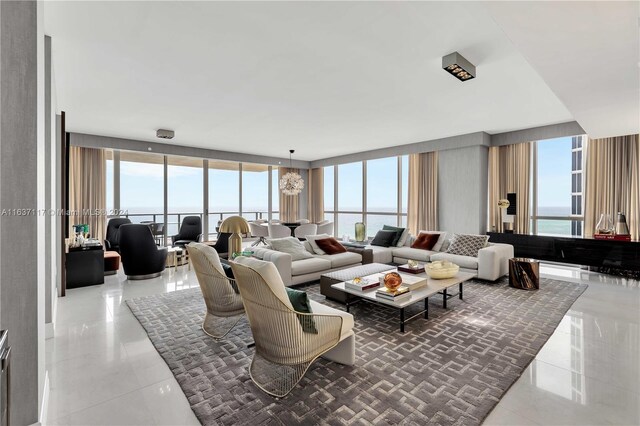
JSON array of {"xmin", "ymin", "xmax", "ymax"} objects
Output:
[
  {"xmin": 438, "ymin": 145, "xmax": 489, "ymax": 235},
  {"xmin": 0, "ymin": 1, "xmax": 40, "ymax": 424}
]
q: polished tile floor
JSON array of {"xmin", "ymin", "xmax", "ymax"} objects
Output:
[{"xmin": 45, "ymin": 263, "xmax": 640, "ymax": 425}]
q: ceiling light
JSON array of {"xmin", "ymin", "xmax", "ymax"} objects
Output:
[
  {"xmin": 442, "ymin": 52, "xmax": 476, "ymax": 82},
  {"xmin": 279, "ymin": 149, "xmax": 304, "ymax": 196}
]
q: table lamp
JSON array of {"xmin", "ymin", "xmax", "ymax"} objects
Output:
[{"xmin": 219, "ymin": 216, "xmax": 251, "ymax": 257}]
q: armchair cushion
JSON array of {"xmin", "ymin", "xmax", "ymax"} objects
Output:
[
  {"xmin": 234, "ymin": 256, "xmax": 293, "ymax": 310},
  {"xmin": 285, "ymin": 288, "xmax": 318, "ymax": 334},
  {"xmin": 309, "ymin": 300, "xmax": 354, "ymax": 340}
]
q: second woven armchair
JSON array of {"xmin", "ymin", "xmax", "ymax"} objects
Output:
[
  {"xmin": 187, "ymin": 242, "xmax": 244, "ymax": 340},
  {"xmin": 231, "ymin": 256, "xmax": 355, "ymax": 398}
]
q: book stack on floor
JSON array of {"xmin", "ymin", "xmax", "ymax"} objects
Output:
[
  {"xmin": 345, "ymin": 277, "xmax": 380, "ymax": 292},
  {"xmin": 376, "ymin": 286, "xmax": 411, "ymax": 302}
]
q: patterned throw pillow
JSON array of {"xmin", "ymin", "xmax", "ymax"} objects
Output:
[
  {"xmin": 267, "ymin": 237, "xmax": 314, "ymax": 261},
  {"xmin": 445, "ymin": 234, "xmax": 489, "ymax": 257}
]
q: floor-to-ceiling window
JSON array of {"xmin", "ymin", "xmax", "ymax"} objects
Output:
[
  {"xmin": 366, "ymin": 156, "xmax": 398, "ymax": 237},
  {"xmin": 336, "ymin": 162, "xmax": 363, "ymax": 238},
  {"xmin": 120, "ymin": 151, "xmax": 165, "ymax": 223},
  {"xmin": 167, "ymin": 156, "xmax": 204, "ymax": 237},
  {"xmin": 323, "ymin": 157, "xmax": 408, "ymax": 240},
  {"xmin": 532, "ymin": 135, "xmax": 585, "ymax": 236},
  {"xmin": 208, "ymin": 160, "xmax": 240, "ymax": 237},
  {"xmin": 400, "ymin": 155, "xmax": 409, "ymax": 228},
  {"xmin": 323, "ymin": 166, "xmax": 335, "ymax": 231},
  {"xmin": 271, "ymin": 166, "xmax": 279, "ymax": 221},
  {"xmin": 242, "ymin": 164, "xmax": 269, "ymax": 221}
]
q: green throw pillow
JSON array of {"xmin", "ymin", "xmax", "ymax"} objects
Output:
[
  {"xmin": 382, "ymin": 225, "xmax": 406, "ymax": 247},
  {"xmin": 285, "ymin": 288, "xmax": 318, "ymax": 334}
]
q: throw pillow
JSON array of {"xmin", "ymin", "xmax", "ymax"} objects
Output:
[
  {"xmin": 220, "ymin": 263, "xmax": 240, "ymax": 294},
  {"xmin": 411, "ymin": 233, "xmax": 440, "ymax": 250},
  {"xmin": 267, "ymin": 237, "xmax": 314, "ymax": 261},
  {"xmin": 305, "ymin": 233, "xmax": 332, "ymax": 255},
  {"xmin": 382, "ymin": 225, "xmax": 408, "ymax": 247},
  {"xmin": 285, "ymin": 288, "xmax": 318, "ymax": 334},
  {"xmin": 417, "ymin": 231, "xmax": 447, "ymax": 251},
  {"xmin": 370, "ymin": 230, "xmax": 397, "ymax": 247},
  {"xmin": 315, "ymin": 237, "xmax": 347, "ymax": 255},
  {"xmin": 445, "ymin": 234, "xmax": 489, "ymax": 257}
]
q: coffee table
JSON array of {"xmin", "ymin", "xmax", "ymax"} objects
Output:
[{"xmin": 331, "ymin": 270, "xmax": 476, "ymax": 332}]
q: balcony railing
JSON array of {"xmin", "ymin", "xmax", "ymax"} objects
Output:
[{"xmin": 111, "ymin": 210, "xmax": 278, "ymax": 244}]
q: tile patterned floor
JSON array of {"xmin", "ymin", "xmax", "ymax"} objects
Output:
[{"xmin": 44, "ymin": 263, "xmax": 640, "ymax": 425}]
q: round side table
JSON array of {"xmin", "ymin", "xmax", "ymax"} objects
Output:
[{"xmin": 509, "ymin": 258, "xmax": 540, "ymax": 290}]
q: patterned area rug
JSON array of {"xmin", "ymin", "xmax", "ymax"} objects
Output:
[{"xmin": 127, "ymin": 277, "xmax": 587, "ymax": 425}]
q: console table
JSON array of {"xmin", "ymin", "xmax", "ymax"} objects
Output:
[{"xmin": 487, "ymin": 232, "xmax": 640, "ymax": 273}]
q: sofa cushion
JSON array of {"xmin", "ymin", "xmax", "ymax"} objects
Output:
[
  {"xmin": 309, "ymin": 300, "xmax": 354, "ymax": 339},
  {"xmin": 367, "ymin": 245, "xmax": 394, "ymax": 264},
  {"xmin": 446, "ymin": 234, "xmax": 489, "ymax": 257},
  {"xmin": 371, "ymin": 230, "xmax": 397, "ymax": 247},
  {"xmin": 382, "ymin": 225, "xmax": 406, "ymax": 247},
  {"xmin": 411, "ymin": 233, "xmax": 439, "ymax": 250},
  {"xmin": 417, "ymin": 231, "xmax": 447, "ymax": 251},
  {"xmin": 305, "ymin": 234, "xmax": 332, "ymax": 255},
  {"xmin": 318, "ymin": 251, "xmax": 362, "ymax": 269},
  {"xmin": 291, "ymin": 257, "xmax": 332, "ymax": 275},
  {"xmin": 315, "ymin": 237, "xmax": 347, "ymax": 255},
  {"xmin": 430, "ymin": 252, "xmax": 479, "ymax": 270},
  {"xmin": 268, "ymin": 236, "xmax": 314, "ymax": 261},
  {"xmin": 392, "ymin": 247, "xmax": 436, "ymax": 262}
]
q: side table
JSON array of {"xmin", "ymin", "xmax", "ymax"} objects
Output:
[{"xmin": 509, "ymin": 258, "xmax": 540, "ymax": 290}]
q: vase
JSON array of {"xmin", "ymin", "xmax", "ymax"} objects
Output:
[
  {"xmin": 615, "ymin": 212, "xmax": 630, "ymax": 235},
  {"xmin": 595, "ymin": 214, "xmax": 614, "ymax": 235},
  {"xmin": 355, "ymin": 222, "xmax": 366, "ymax": 242}
]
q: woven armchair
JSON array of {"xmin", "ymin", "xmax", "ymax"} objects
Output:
[
  {"xmin": 231, "ymin": 256, "xmax": 355, "ymax": 398},
  {"xmin": 187, "ymin": 243, "xmax": 244, "ymax": 340}
]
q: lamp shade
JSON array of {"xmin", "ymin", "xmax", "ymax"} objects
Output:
[{"xmin": 219, "ymin": 216, "xmax": 251, "ymax": 234}]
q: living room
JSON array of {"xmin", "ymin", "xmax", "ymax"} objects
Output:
[{"xmin": 0, "ymin": 1, "xmax": 638, "ymax": 425}]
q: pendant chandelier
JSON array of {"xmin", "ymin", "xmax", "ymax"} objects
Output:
[{"xmin": 279, "ymin": 149, "xmax": 304, "ymax": 196}]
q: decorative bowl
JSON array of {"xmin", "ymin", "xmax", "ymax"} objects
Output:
[
  {"xmin": 425, "ymin": 261, "xmax": 459, "ymax": 279},
  {"xmin": 383, "ymin": 272, "xmax": 403, "ymax": 290}
]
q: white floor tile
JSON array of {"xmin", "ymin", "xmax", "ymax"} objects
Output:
[{"xmin": 44, "ymin": 264, "xmax": 640, "ymax": 425}]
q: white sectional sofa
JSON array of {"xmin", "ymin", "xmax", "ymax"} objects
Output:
[
  {"xmin": 251, "ymin": 240, "xmax": 363, "ymax": 286},
  {"xmin": 252, "ymin": 233, "xmax": 514, "ymax": 286},
  {"xmin": 364, "ymin": 234, "xmax": 514, "ymax": 281}
]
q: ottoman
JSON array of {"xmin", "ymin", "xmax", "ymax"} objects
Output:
[
  {"xmin": 320, "ymin": 262, "xmax": 396, "ymax": 303},
  {"xmin": 104, "ymin": 251, "xmax": 121, "ymax": 275}
]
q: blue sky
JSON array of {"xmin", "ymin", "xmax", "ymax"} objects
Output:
[{"xmin": 537, "ymin": 136, "xmax": 573, "ymax": 209}]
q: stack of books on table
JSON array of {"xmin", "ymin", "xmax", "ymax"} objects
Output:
[
  {"xmin": 345, "ymin": 278, "xmax": 380, "ymax": 292},
  {"xmin": 376, "ymin": 286, "xmax": 411, "ymax": 302}
]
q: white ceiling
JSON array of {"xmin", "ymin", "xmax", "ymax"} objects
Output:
[
  {"xmin": 43, "ymin": 1, "xmax": 591, "ymax": 161},
  {"xmin": 485, "ymin": 1, "xmax": 639, "ymax": 140}
]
